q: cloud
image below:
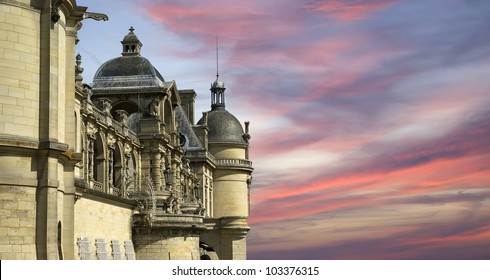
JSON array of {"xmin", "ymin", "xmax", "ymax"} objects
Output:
[
  {"xmin": 250, "ymin": 109, "xmax": 490, "ymax": 226},
  {"xmin": 78, "ymin": 0, "xmax": 490, "ymax": 260},
  {"xmin": 249, "ymin": 191, "xmax": 490, "ymax": 259},
  {"xmin": 304, "ymin": 0, "xmax": 396, "ymax": 21}
]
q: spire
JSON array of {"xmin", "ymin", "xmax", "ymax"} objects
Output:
[
  {"xmin": 121, "ymin": 26, "xmax": 143, "ymax": 56},
  {"xmin": 211, "ymin": 36, "xmax": 226, "ymax": 110},
  {"xmin": 216, "ymin": 35, "xmax": 219, "ymax": 79}
]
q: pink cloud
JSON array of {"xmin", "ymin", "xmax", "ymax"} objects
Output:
[
  {"xmin": 304, "ymin": 0, "xmax": 396, "ymax": 21},
  {"xmin": 142, "ymin": 0, "xmax": 304, "ymax": 44}
]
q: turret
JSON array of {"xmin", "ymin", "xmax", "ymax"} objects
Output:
[{"xmin": 197, "ymin": 69, "xmax": 253, "ymax": 259}]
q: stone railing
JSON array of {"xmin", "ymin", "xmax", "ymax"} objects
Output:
[
  {"xmin": 92, "ymin": 108, "xmax": 105, "ymax": 122},
  {"xmin": 112, "ymin": 120, "xmax": 124, "ymax": 134},
  {"xmin": 92, "ymin": 180, "xmax": 104, "ymax": 192},
  {"xmin": 185, "ymin": 150, "xmax": 216, "ymax": 162},
  {"xmin": 84, "ymin": 102, "xmax": 140, "ymax": 144},
  {"xmin": 215, "ymin": 158, "xmax": 252, "ymax": 168}
]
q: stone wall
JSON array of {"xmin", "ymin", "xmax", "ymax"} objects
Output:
[
  {"xmin": 73, "ymin": 196, "xmax": 133, "ymax": 260},
  {"xmin": 0, "ymin": 185, "xmax": 37, "ymax": 259},
  {"xmin": 133, "ymin": 228, "xmax": 200, "ymax": 260},
  {"xmin": 213, "ymin": 169, "xmax": 249, "ymax": 217},
  {"xmin": 0, "ymin": 2, "xmax": 41, "ymax": 139}
]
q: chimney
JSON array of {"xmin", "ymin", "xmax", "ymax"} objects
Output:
[{"xmin": 178, "ymin": 89, "xmax": 196, "ymax": 124}]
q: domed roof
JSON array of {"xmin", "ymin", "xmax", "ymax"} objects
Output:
[
  {"xmin": 91, "ymin": 27, "xmax": 166, "ymax": 90},
  {"xmin": 211, "ymin": 78, "xmax": 225, "ymax": 89},
  {"xmin": 91, "ymin": 56, "xmax": 165, "ymax": 89},
  {"xmin": 122, "ymin": 26, "xmax": 140, "ymax": 43},
  {"xmin": 197, "ymin": 108, "xmax": 246, "ymax": 144}
]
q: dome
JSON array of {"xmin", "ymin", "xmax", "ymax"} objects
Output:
[
  {"xmin": 211, "ymin": 79, "xmax": 225, "ymax": 89},
  {"xmin": 91, "ymin": 56, "xmax": 165, "ymax": 89},
  {"xmin": 122, "ymin": 26, "xmax": 140, "ymax": 43},
  {"xmin": 197, "ymin": 108, "xmax": 246, "ymax": 144},
  {"xmin": 91, "ymin": 27, "xmax": 165, "ymax": 90}
]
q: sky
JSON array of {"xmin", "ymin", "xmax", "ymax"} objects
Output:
[{"xmin": 76, "ymin": 0, "xmax": 490, "ymax": 260}]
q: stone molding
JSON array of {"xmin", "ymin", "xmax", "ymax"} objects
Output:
[{"xmin": 0, "ymin": 134, "xmax": 68, "ymax": 152}]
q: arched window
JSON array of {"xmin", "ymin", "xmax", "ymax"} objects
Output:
[
  {"xmin": 93, "ymin": 133, "xmax": 105, "ymax": 191},
  {"xmin": 111, "ymin": 100, "xmax": 139, "ymax": 117},
  {"xmin": 113, "ymin": 143, "xmax": 123, "ymax": 196}
]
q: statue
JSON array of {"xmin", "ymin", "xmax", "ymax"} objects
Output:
[
  {"xmin": 144, "ymin": 98, "xmax": 160, "ymax": 118},
  {"xmin": 99, "ymin": 98, "xmax": 112, "ymax": 115}
]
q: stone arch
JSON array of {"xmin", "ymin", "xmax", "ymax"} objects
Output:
[{"xmin": 111, "ymin": 100, "xmax": 139, "ymax": 117}]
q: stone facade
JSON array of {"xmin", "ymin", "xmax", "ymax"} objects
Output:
[{"xmin": 0, "ymin": 0, "xmax": 253, "ymax": 260}]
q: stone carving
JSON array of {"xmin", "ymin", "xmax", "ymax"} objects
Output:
[
  {"xmin": 115, "ymin": 110, "xmax": 129, "ymax": 125},
  {"xmin": 75, "ymin": 53, "xmax": 84, "ymax": 86},
  {"xmin": 201, "ymin": 112, "xmax": 208, "ymax": 126},
  {"xmin": 83, "ymin": 85, "xmax": 93, "ymax": 104},
  {"xmin": 83, "ymin": 12, "xmax": 109, "ymax": 21},
  {"xmin": 99, "ymin": 98, "xmax": 112, "ymax": 115},
  {"xmin": 145, "ymin": 98, "xmax": 160, "ymax": 118},
  {"xmin": 107, "ymin": 134, "xmax": 116, "ymax": 147},
  {"xmin": 243, "ymin": 121, "xmax": 251, "ymax": 143},
  {"xmin": 124, "ymin": 143, "xmax": 132, "ymax": 157},
  {"xmin": 247, "ymin": 174, "xmax": 253, "ymax": 186},
  {"xmin": 129, "ymin": 176, "xmax": 156, "ymax": 226},
  {"xmin": 163, "ymin": 192, "xmax": 179, "ymax": 214},
  {"xmin": 87, "ymin": 138, "xmax": 94, "ymax": 179},
  {"xmin": 108, "ymin": 148, "xmax": 114, "ymax": 187},
  {"xmin": 86, "ymin": 122, "xmax": 98, "ymax": 139}
]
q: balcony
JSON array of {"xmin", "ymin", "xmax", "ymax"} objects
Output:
[{"xmin": 215, "ymin": 158, "xmax": 253, "ymax": 170}]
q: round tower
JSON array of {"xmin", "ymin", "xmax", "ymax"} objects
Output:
[{"xmin": 197, "ymin": 74, "xmax": 253, "ymax": 260}]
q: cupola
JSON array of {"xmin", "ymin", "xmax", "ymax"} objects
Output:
[
  {"xmin": 211, "ymin": 74, "xmax": 226, "ymax": 110},
  {"xmin": 121, "ymin": 26, "xmax": 142, "ymax": 56}
]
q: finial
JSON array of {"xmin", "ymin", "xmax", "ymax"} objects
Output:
[
  {"xmin": 75, "ymin": 53, "xmax": 84, "ymax": 84},
  {"xmin": 129, "ymin": 26, "xmax": 135, "ymax": 33}
]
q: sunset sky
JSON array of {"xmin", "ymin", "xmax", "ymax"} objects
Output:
[{"xmin": 77, "ymin": 0, "xmax": 490, "ymax": 259}]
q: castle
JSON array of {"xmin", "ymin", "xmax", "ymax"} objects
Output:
[{"xmin": 0, "ymin": 0, "xmax": 252, "ymax": 260}]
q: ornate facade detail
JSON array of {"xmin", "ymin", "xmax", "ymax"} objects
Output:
[
  {"xmin": 75, "ymin": 53, "xmax": 84, "ymax": 88},
  {"xmin": 83, "ymin": 12, "xmax": 109, "ymax": 22},
  {"xmin": 145, "ymin": 98, "xmax": 160, "ymax": 118},
  {"xmin": 130, "ymin": 176, "xmax": 156, "ymax": 227}
]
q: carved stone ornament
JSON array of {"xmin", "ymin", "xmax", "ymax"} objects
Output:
[
  {"xmin": 107, "ymin": 134, "xmax": 116, "ymax": 147},
  {"xmin": 83, "ymin": 12, "xmax": 109, "ymax": 21},
  {"xmin": 86, "ymin": 122, "xmax": 98, "ymax": 139},
  {"xmin": 99, "ymin": 98, "xmax": 112, "ymax": 115},
  {"xmin": 75, "ymin": 53, "xmax": 84, "ymax": 85},
  {"xmin": 124, "ymin": 143, "xmax": 132, "ymax": 157},
  {"xmin": 115, "ymin": 110, "xmax": 129, "ymax": 125},
  {"xmin": 144, "ymin": 98, "xmax": 160, "ymax": 118}
]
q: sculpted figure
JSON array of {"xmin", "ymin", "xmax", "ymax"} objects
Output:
[{"xmin": 145, "ymin": 98, "xmax": 160, "ymax": 118}]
